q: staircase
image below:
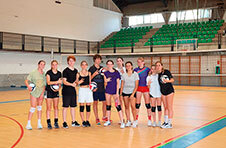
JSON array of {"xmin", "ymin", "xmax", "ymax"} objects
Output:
[{"xmin": 135, "ymin": 28, "xmax": 159, "ymax": 48}]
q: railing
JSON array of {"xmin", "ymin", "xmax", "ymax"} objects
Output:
[
  {"xmin": 0, "ymin": 32, "xmax": 101, "ymax": 54},
  {"xmin": 0, "ymin": 31, "xmax": 225, "ymax": 54}
]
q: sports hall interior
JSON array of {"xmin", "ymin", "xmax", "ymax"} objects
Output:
[{"xmin": 0, "ymin": 0, "xmax": 225, "ymax": 148}]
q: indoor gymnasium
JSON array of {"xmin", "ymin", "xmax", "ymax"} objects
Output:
[{"xmin": 0, "ymin": 0, "xmax": 226, "ymax": 148}]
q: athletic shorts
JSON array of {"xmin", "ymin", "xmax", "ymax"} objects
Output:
[
  {"xmin": 62, "ymin": 95, "xmax": 77, "ymax": 107},
  {"xmin": 46, "ymin": 90, "xmax": 59, "ymax": 99},
  {"xmin": 122, "ymin": 92, "xmax": 136, "ymax": 98},
  {"xmin": 93, "ymin": 91, "xmax": 106, "ymax": 102},
  {"xmin": 137, "ymin": 86, "xmax": 149, "ymax": 93},
  {"xmin": 78, "ymin": 87, "xmax": 93, "ymax": 103}
]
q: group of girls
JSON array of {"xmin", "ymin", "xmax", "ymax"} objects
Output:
[{"xmin": 25, "ymin": 54, "xmax": 174, "ymax": 130}]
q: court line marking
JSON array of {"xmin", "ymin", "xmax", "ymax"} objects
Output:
[
  {"xmin": 0, "ymin": 99, "xmax": 30, "ymax": 104},
  {"xmin": 175, "ymin": 89, "xmax": 226, "ymax": 92},
  {"xmin": 0, "ymin": 114, "xmax": 24, "ymax": 148},
  {"xmin": 150, "ymin": 115, "xmax": 226, "ymax": 148}
]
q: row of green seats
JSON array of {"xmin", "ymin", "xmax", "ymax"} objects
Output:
[
  {"xmin": 110, "ymin": 36, "xmax": 143, "ymax": 40},
  {"xmin": 162, "ymin": 20, "xmax": 224, "ymax": 28},
  {"xmin": 120, "ymin": 26, "xmax": 152, "ymax": 31},
  {"xmin": 105, "ymin": 39, "xmax": 139, "ymax": 44},
  {"xmin": 158, "ymin": 27, "xmax": 220, "ymax": 34},
  {"xmin": 150, "ymin": 34, "xmax": 215, "ymax": 42},
  {"xmin": 161, "ymin": 23, "xmax": 222, "ymax": 30},
  {"xmin": 101, "ymin": 43, "xmax": 135, "ymax": 48},
  {"xmin": 144, "ymin": 38, "xmax": 212, "ymax": 46},
  {"xmin": 115, "ymin": 32, "xmax": 147, "ymax": 37},
  {"xmin": 119, "ymin": 28, "xmax": 150, "ymax": 33},
  {"xmin": 153, "ymin": 30, "xmax": 218, "ymax": 38}
]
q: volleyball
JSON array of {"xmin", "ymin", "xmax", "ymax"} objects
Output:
[
  {"xmin": 89, "ymin": 81, "xmax": 97, "ymax": 91},
  {"xmin": 50, "ymin": 84, "xmax": 60, "ymax": 91},
  {"xmin": 29, "ymin": 83, "xmax": 36, "ymax": 92}
]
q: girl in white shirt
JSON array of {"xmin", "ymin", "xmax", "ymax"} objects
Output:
[{"xmin": 146, "ymin": 65, "xmax": 162, "ymax": 127}]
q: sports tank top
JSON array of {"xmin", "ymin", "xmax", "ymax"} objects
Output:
[{"xmin": 79, "ymin": 73, "xmax": 90, "ymax": 86}]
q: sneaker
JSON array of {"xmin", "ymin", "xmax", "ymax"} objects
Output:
[
  {"xmin": 96, "ymin": 119, "xmax": 101, "ymax": 125},
  {"xmin": 160, "ymin": 122, "xmax": 167, "ymax": 128},
  {"xmin": 120, "ymin": 122, "xmax": 125, "ymax": 129},
  {"xmin": 54, "ymin": 122, "xmax": 59, "ymax": 129},
  {"xmin": 148, "ymin": 120, "xmax": 152, "ymax": 127},
  {"xmin": 47, "ymin": 123, "xmax": 52, "ymax": 129},
  {"xmin": 26, "ymin": 124, "xmax": 32, "ymax": 130},
  {"xmin": 82, "ymin": 121, "xmax": 87, "ymax": 127},
  {"xmin": 37, "ymin": 123, "xmax": 43, "ymax": 129},
  {"xmin": 132, "ymin": 121, "xmax": 137, "ymax": 128},
  {"xmin": 86, "ymin": 121, "xmax": 91, "ymax": 127},
  {"xmin": 72, "ymin": 121, "xmax": 80, "ymax": 127},
  {"xmin": 102, "ymin": 117, "xmax": 108, "ymax": 122},
  {"xmin": 152, "ymin": 122, "xmax": 157, "ymax": 127},
  {"xmin": 162, "ymin": 123, "xmax": 172, "ymax": 129},
  {"xmin": 125, "ymin": 121, "xmax": 131, "ymax": 127},
  {"xmin": 157, "ymin": 121, "xmax": 161, "ymax": 127},
  {"xmin": 104, "ymin": 121, "xmax": 111, "ymax": 126},
  {"xmin": 63, "ymin": 122, "xmax": 69, "ymax": 129}
]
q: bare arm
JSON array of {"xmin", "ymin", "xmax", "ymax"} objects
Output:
[
  {"xmin": 131, "ymin": 80, "xmax": 139, "ymax": 96},
  {"xmin": 116, "ymin": 78, "xmax": 120, "ymax": 95},
  {"xmin": 120, "ymin": 80, "xmax": 124, "ymax": 96},
  {"xmin": 25, "ymin": 79, "xmax": 32, "ymax": 91},
  {"xmin": 46, "ymin": 74, "xmax": 60, "ymax": 85}
]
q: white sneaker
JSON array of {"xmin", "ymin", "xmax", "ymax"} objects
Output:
[
  {"xmin": 37, "ymin": 123, "xmax": 43, "ymax": 129},
  {"xmin": 160, "ymin": 122, "xmax": 167, "ymax": 128},
  {"xmin": 104, "ymin": 121, "xmax": 111, "ymax": 127},
  {"xmin": 157, "ymin": 121, "xmax": 161, "ymax": 127},
  {"xmin": 125, "ymin": 121, "xmax": 131, "ymax": 127},
  {"xmin": 148, "ymin": 120, "xmax": 152, "ymax": 126},
  {"xmin": 132, "ymin": 121, "xmax": 137, "ymax": 128},
  {"xmin": 152, "ymin": 122, "xmax": 157, "ymax": 127},
  {"xmin": 120, "ymin": 122, "xmax": 125, "ymax": 129},
  {"xmin": 26, "ymin": 124, "xmax": 32, "ymax": 130},
  {"xmin": 162, "ymin": 123, "xmax": 172, "ymax": 129}
]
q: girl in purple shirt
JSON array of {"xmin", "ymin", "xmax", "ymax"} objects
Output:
[{"xmin": 103, "ymin": 60, "xmax": 125, "ymax": 128}]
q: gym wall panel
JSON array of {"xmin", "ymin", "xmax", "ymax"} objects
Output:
[{"xmin": 0, "ymin": 0, "xmax": 122, "ymax": 41}]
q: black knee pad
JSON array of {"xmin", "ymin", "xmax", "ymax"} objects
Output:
[
  {"xmin": 151, "ymin": 106, "xmax": 156, "ymax": 112},
  {"xmin": 157, "ymin": 106, "xmax": 162, "ymax": 111},
  {"xmin": 136, "ymin": 103, "xmax": 141, "ymax": 109},
  {"xmin": 80, "ymin": 106, "xmax": 84, "ymax": 112},
  {"xmin": 106, "ymin": 105, "xmax": 111, "ymax": 111},
  {"xmin": 86, "ymin": 105, "xmax": 91, "ymax": 112},
  {"xmin": 116, "ymin": 105, "xmax": 122, "ymax": 112},
  {"xmin": 145, "ymin": 103, "xmax": 151, "ymax": 109}
]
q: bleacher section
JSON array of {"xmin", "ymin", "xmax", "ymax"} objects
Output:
[
  {"xmin": 144, "ymin": 20, "xmax": 225, "ymax": 46},
  {"xmin": 101, "ymin": 26, "xmax": 153, "ymax": 48}
]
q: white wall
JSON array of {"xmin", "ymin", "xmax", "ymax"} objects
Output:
[
  {"xmin": 0, "ymin": 0, "xmax": 122, "ymax": 41},
  {"xmin": 0, "ymin": 51, "xmax": 94, "ymax": 74}
]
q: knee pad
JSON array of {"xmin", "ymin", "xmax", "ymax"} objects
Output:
[
  {"xmin": 37, "ymin": 106, "xmax": 42, "ymax": 111},
  {"xmin": 116, "ymin": 105, "xmax": 122, "ymax": 112},
  {"xmin": 145, "ymin": 103, "xmax": 151, "ymax": 109},
  {"xmin": 157, "ymin": 106, "xmax": 162, "ymax": 111},
  {"xmin": 29, "ymin": 107, "xmax": 36, "ymax": 113},
  {"xmin": 136, "ymin": 103, "xmax": 141, "ymax": 109},
  {"xmin": 86, "ymin": 105, "xmax": 91, "ymax": 112},
  {"xmin": 151, "ymin": 106, "xmax": 156, "ymax": 112},
  {"xmin": 80, "ymin": 106, "xmax": 84, "ymax": 112},
  {"xmin": 106, "ymin": 105, "xmax": 111, "ymax": 111}
]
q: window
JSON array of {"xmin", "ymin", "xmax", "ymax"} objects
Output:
[
  {"xmin": 129, "ymin": 13, "xmax": 165, "ymax": 26},
  {"xmin": 169, "ymin": 9, "xmax": 212, "ymax": 22}
]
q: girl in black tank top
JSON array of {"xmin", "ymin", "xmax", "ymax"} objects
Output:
[{"xmin": 76, "ymin": 61, "xmax": 93, "ymax": 127}]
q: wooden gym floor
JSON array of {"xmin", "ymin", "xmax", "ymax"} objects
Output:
[{"xmin": 0, "ymin": 86, "xmax": 225, "ymax": 148}]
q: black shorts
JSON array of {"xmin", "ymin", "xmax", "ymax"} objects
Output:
[
  {"xmin": 47, "ymin": 90, "xmax": 59, "ymax": 99},
  {"xmin": 122, "ymin": 92, "xmax": 136, "ymax": 98},
  {"xmin": 62, "ymin": 95, "xmax": 77, "ymax": 107},
  {"xmin": 93, "ymin": 91, "xmax": 106, "ymax": 101},
  {"xmin": 149, "ymin": 94, "xmax": 153, "ymax": 98}
]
